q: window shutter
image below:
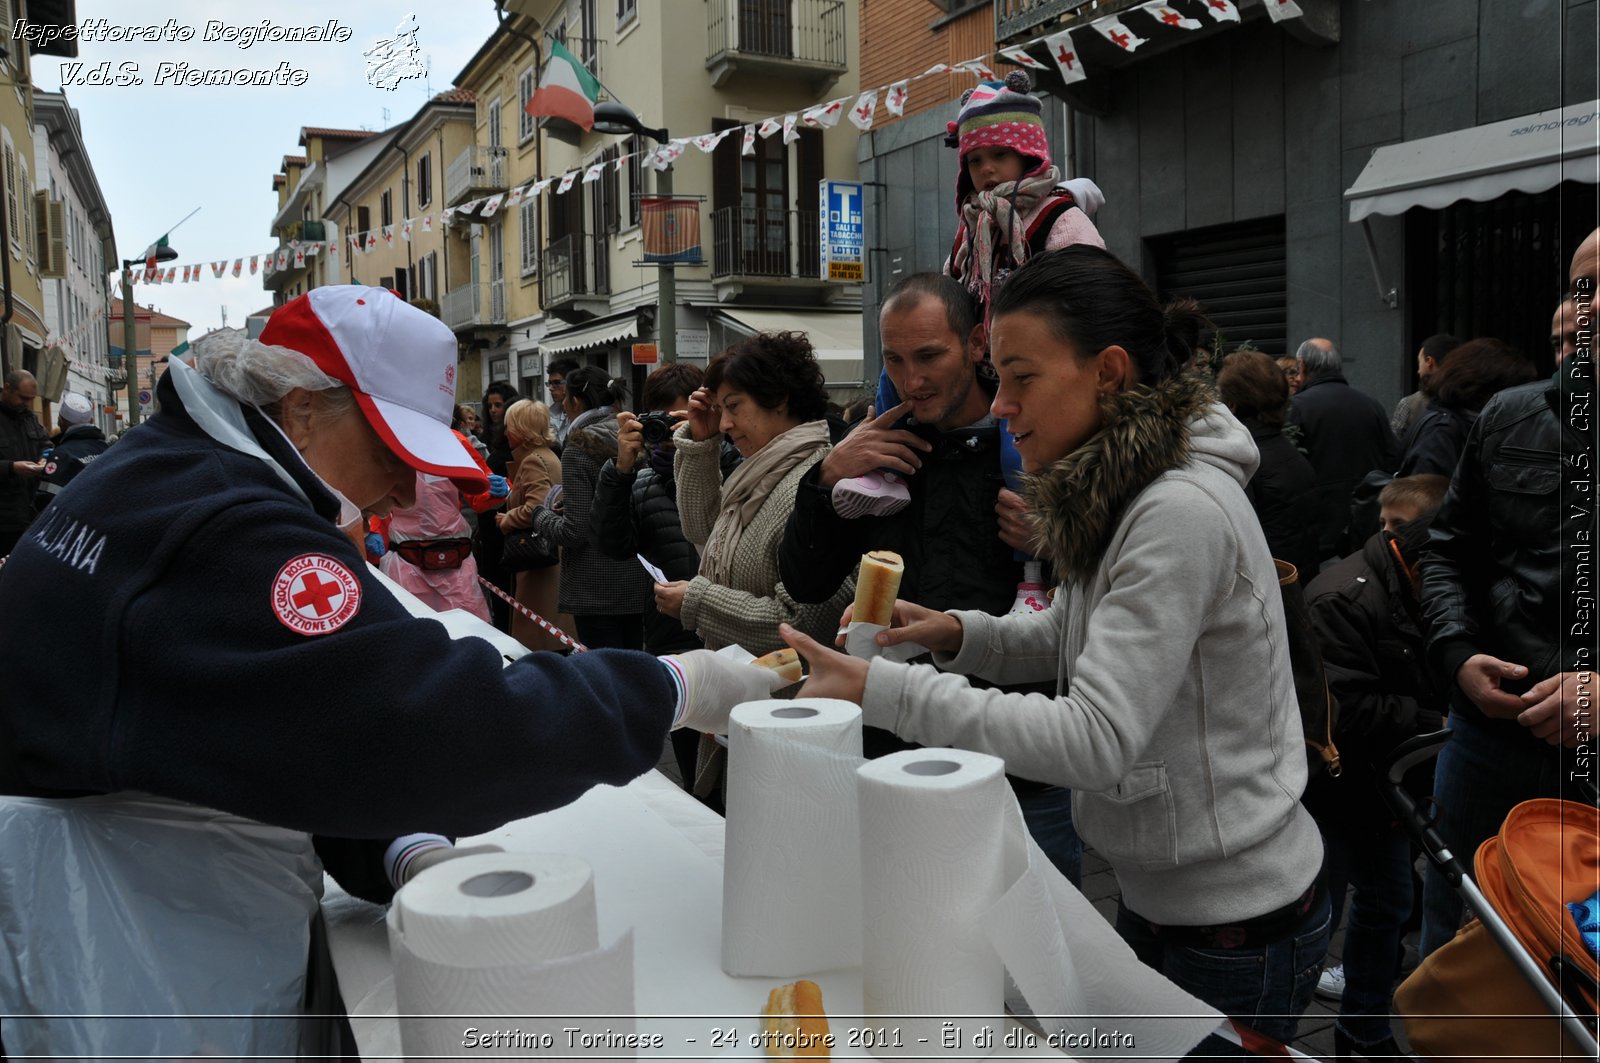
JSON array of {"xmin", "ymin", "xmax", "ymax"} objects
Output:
[
  {"xmin": 37, "ymin": 192, "xmax": 66, "ymax": 277},
  {"xmin": 4, "ymin": 146, "xmax": 17, "ymax": 245}
]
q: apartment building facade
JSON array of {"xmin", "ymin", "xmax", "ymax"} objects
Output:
[
  {"xmin": 0, "ymin": 0, "xmax": 78, "ymax": 407},
  {"xmin": 316, "ymin": 91, "xmax": 485, "ymax": 391},
  {"xmin": 110, "ymin": 298, "xmax": 189, "ymax": 423},
  {"xmin": 32, "ymin": 89, "xmax": 115, "ymax": 430},
  {"xmin": 264, "ymin": 127, "xmax": 388, "ymax": 306},
  {"xmin": 453, "ymin": 27, "xmax": 542, "ymax": 401},
  {"xmin": 496, "ymin": 0, "xmax": 865, "ymax": 406}
]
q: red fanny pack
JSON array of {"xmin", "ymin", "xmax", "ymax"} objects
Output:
[{"xmin": 392, "ymin": 537, "xmax": 474, "ymax": 571}]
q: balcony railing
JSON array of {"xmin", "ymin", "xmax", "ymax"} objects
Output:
[
  {"xmin": 541, "ymin": 233, "xmax": 610, "ymax": 307},
  {"xmin": 711, "ymin": 206, "xmax": 820, "ymax": 280},
  {"xmin": 706, "ymin": 0, "xmax": 848, "ymax": 89},
  {"xmin": 445, "ymin": 146, "xmax": 509, "ymax": 208},
  {"xmin": 995, "ymin": 0, "xmax": 1093, "ymax": 41},
  {"xmin": 441, "ymin": 279, "xmax": 508, "ymax": 331}
]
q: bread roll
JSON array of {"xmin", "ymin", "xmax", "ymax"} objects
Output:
[
  {"xmin": 761, "ymin": 979, "xmax": 831, "ymax": 1058},
  {"xmin": 752, "ymin": 647, "xmax": 803, "ymax": 684},
  {"xmin": 851, "ymin": 550, "xmax": 904, "ymax": 627}
]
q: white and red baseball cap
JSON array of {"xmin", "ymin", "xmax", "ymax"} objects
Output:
[{"xmin": 260, "ymin": 286, "xmax": 487, "ymax": 492}]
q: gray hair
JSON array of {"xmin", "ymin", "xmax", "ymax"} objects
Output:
[
  {"xmin": 3, "ymin": 369, "xmax": 35, "ymax": 389},
  {"xmin": 191, "ymin": 329, "xmax": 356, "ymax": 421},
  {"xmin": 1295, "ymin": 338, "xmax": 1342, "ymax": 374}
]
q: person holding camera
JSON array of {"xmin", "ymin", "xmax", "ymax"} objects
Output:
[
  {"xmin": 593, "ymin": 363, "xmax": 738, "ymax": 657},
  {"xmin": 593, "ymin": 363, "xmax": 742, "ymax": 799},
  {"xmin": 525, "ymin": 366, "xmax": 651, "ymax": 650}
]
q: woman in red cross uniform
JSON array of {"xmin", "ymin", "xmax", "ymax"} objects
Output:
[{"xmin": 0, "ymin": 286, "xmax": 778, "ymax": 1058}]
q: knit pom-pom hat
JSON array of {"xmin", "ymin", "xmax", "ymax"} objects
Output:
[{"xmin": 947, "ymin": 70, "xmax": 1052, "ymax": 200}]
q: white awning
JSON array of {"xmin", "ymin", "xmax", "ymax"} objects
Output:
[
  {"xmin": 1345, "ymin": 99, "xmax": 1600, "ymax": 222},
  {"xmin": 711, "ymin": 308, "xmax": 864, "ymax": 386},
  {"xmin": 540, "ymin": 313, "xmax": 638, "ymax": 356}
]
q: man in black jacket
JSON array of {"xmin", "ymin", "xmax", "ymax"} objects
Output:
[
  {"xmin": 1416, "ymin": 227, "xmax": 1598, "ymax": 957},
  {"xmin": 1290, "ymin": 339, "xmax": 1401, "ymax": 567},
  {"xmin": 777, "ymin": 273, "xmax": 1083, "ymax": 883},
  {"xmin": 34, "ymin": 392, "xmax": 109, "ymax": 515},
  {"xmin": 0, "ymin": 370, "xmax": 49, "ymax": 557}
]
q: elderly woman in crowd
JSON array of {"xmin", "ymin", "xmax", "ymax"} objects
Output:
[
  {"xmin": 0, "ymin": 288, "xmax": 777, "ymax": 1058},
  {"xmin": 785, "ymin": 247, "xmax": 1329, "ymax": 1042},
  {"xmin": 656, "ymin": 331, "xmax": 854, "ymax": 654},
  {"xmin": 496, "ymin": 398, "xmax": 574, "ymax": 653},
  {"xmin": 527, "ymin": 365, "xmax": 651, "ymax": 650}
]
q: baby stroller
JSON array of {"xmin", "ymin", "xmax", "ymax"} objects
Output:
[{"xmin": 1382, "ymin": 732, "xmax": 1599, "ymax": 1062}]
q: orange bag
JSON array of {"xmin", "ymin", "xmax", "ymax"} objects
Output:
[{"xmin": 1396, "ymin": 799, "xmax": 1599, "ymax": 1063}]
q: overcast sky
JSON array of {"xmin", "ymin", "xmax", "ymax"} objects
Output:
[{"xmin": 33, "ymin": 1, "xmax": 502, "ymax": 335}]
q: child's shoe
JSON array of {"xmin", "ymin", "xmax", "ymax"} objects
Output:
[{"xmin": 831, "ymin": 470, "xmax": 910, "ymax": 519}]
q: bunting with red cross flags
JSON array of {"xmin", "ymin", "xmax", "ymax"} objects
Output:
[
  {"xmin": 1045, "ymin": 28, "xmax": 1087, "ymax": 84},
  {"xmin": 885, "ymin": 80, "xmax": 909, "ymax": 116},
  {"xmin": 802, "ymin": 99, "xmax": 845, "ymax": 129},
  {"xmin": 849, "ymin": 89, "xmax": 879, "ymax": 131},
  {"xmin": 1093, "ymin": 15, "xmax": 1148, "ymax": 52},
  {"xmin": 1263, "ymin": 0, "xmax": 1304, "ymax": 21},
  {"xmin": 1141, "ymin": 1, "xmax": 1202, "ymax": 29},
  {"xmin": 1204, "ymin": 0, "xmax": 1241, "ymax": 22},
  {"xmin": 999, "ymin": 45, "xmax": 1047, "ymax": 71}
]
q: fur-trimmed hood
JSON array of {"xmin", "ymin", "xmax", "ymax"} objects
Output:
[
  {"xmin": 565, "ymin": 406, "xmax": 620, "ymax": 462},
  {"xmin": 1027, "ymin": 372, "xmax": 1257, "ymax": 582}
]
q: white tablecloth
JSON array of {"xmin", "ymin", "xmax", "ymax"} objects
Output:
[{"xmin": 322, "ymin": 771, "xmax": 1071, "ymax": 1060}]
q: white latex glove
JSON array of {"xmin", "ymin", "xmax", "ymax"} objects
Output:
[
  {"xmin": 1062, "ymin": 176, "xmax": 1105, "ymax": 216},
  {"xmin": 663, "ymin": 650, "xmax": 787, "ymax": 733},
  {"xmin": 401, "ymin": 843, "xmax": 504, "ymax": 885}
]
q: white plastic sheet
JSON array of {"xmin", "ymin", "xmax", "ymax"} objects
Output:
[{"xmin": 0, "ymin": 791, "xmax": 324, "ymax": 1058}]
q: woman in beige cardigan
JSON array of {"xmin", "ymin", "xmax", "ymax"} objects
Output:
[
  {"xmin": 496, "ymin": 400, "xmax": 574, "ymax": 653},
  {"xmin": 656, "ymin": 332, "xmax": 854, "ymax": 655}
]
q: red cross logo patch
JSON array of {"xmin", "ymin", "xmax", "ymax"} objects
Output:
[{"xmin": 271, "ymin": 553, "xmax": 363, "ymax": 636}]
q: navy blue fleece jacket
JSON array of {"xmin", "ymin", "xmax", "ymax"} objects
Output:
[{"xmin": 0, "ymin": 370, "xmax": 675, "ymax": 850}]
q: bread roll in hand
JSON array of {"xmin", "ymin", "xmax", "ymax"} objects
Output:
[
  {"xmin": 751, "ymin": 647, "xmax": 804, "ymax": 685},
  {"xmin": 852, "ymin": 550, "xmax": 904, "ymax": 627}
]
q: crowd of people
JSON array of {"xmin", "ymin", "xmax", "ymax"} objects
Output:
[{"xmin": 0, "ymin": 68, "xmax": 1591, "ymax": 1062}]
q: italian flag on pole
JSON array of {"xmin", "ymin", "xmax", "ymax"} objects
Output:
[
  {"xmin": 143, "ymin": 234, "xmax": 169, "ymax": 272},
  {"xmin": 526, "ymin": 39, "xmax": 600, "ymax": 131}
]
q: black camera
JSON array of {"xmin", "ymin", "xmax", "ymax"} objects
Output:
[{"xmin": 638, "ymin": 412, "xmax": 678, "ymax": 445}]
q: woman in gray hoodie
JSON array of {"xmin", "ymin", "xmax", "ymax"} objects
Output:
[{"xmin": 785, "ymin": 246, "xmax": 1329, "ymax": 1043}]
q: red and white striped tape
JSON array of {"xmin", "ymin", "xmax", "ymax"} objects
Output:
[{"xmin": 477, "ymin": 576, "xmax": 588, "ymax": 653}]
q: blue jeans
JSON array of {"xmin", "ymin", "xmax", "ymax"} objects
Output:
[
  {"xmin": 1016, "ymin": 785, "xmax": 1083, "ymax": 888},
  {"xmin": 1322, "ymin": 817, "xmax": 1414, "ymax": 1046},
  {"xmin": 1420, "ymin": 711, "xmax": 1566, "ymax": 957},
  {"xmin": 1115, "ymin": 890, "xmax": 1332, "ymax": 1045}
]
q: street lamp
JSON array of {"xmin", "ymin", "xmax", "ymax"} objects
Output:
[
  {"xmin": 120, "ymin": 241, "xmax": 178, "ymax": 427},
  {"xmin": 591, "ymin": 101, "xmax": 677, "ymax": 363}
]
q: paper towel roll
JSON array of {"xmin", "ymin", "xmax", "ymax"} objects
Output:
[
  {"xmin": 388, "ymin": 852, "xmax": 636, "ymax": 1059},
  {"xmin": 858, "ymin": 748, "xmax": 1009, "ymax": 1057},
  {"xmin": 722, "ymin": 698, "xmax": 863, "ymax": 976}
]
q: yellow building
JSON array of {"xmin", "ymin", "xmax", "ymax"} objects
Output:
[
  {"xmin": 318, "ymin": 90, "xmax": 483, "ymax": 396},
  {"xmin": 264, "ymin": 127, "xmax": 386, "ymax": 305},
  {"xmin": 452, "ymin": 23, "xmax": 544, "ymax": 399},
  {"xmin": 0, "ymin": 0, "xmax": 77, "ymax": 398},
  {"xmin": 467, "ymin": 0, "xmax": 863, "ymax": 407}
]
